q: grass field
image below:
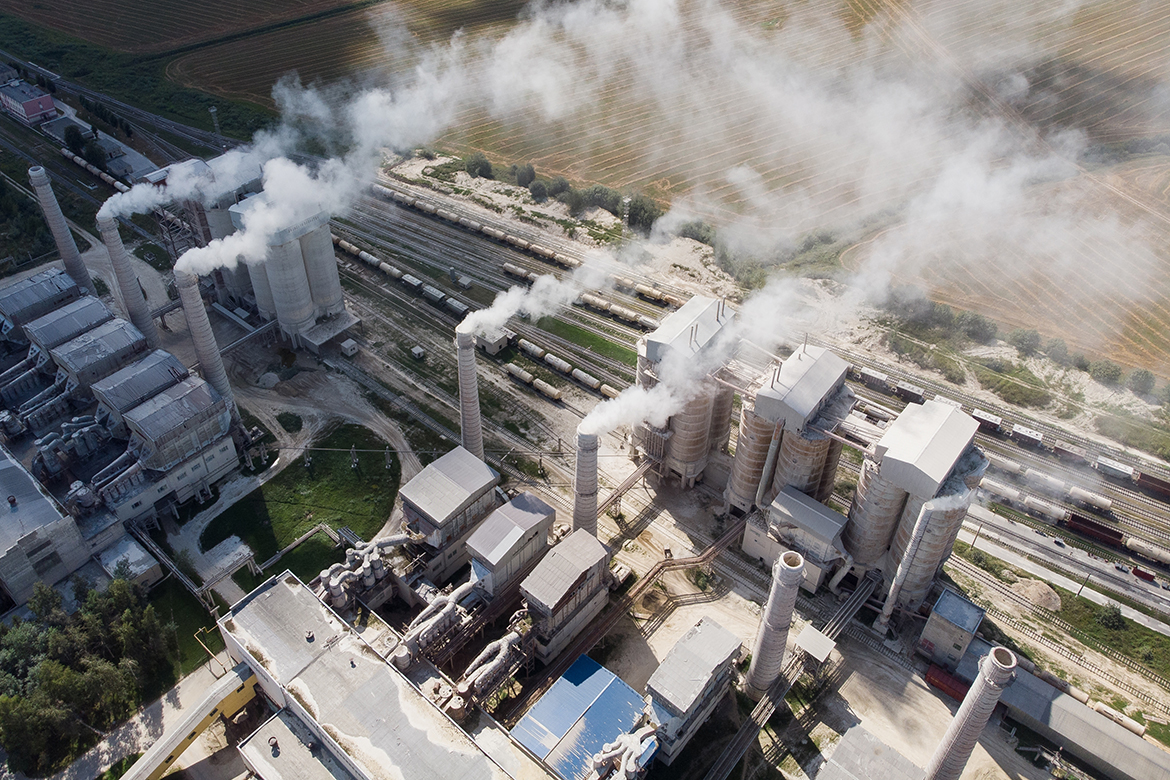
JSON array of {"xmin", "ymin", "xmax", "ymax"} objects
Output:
[{"xmin": 147, "ymin": 578, "xmax": 224, "ymax": 677}]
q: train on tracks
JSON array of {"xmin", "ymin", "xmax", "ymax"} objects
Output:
[
  {"xmin": 501, "ymin": 263, "xmax": 660, "ymax": 330},
  {"xmin": 332, "ymin": 234, "xmax": 471, "ymax": 319}
]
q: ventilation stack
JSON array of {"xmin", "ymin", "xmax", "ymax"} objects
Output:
[
  {"xmin": 175, "ymin": 269, "xmax": 236, "ymax": 418},
  {"xmin": 924, "ymin": 647, "xmax": 1017, "ymax": 780},
  {"xmin": 29, "ymin": 167, "xmax": 92, "ymax": 291},
  {"xmin": 745, "ymin": 551, "xmax": 804, "ymax": 700},
  {"xmin": 454, "ymin": 325, "xmax": 484, "ymax": 460},
  {"xmin": 573, "ymin": 426, "xmax": 599, "ymax": 536},
  {"xmin": 96, "ymin": 216, "xmax": 160, "ymax": 350}
]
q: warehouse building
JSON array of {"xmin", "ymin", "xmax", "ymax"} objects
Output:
[
  {"xmin": 91, "ymin": 350, "xmax": 189, "ymax": 439},
  {"xmin": 917, "ymin": 589, "xmax": 984, "ymax": 671},
  {"xmin": 742, "ymin": 485, "xmax": 850, "ymax": 592},
  {"xmin": 467, "ymin": 492, "xmax": 554, "ymax": 598},
  {"xmin": 520, "ymin": 529, "xmax": 610, "ymax": 663},
  {"xmin": 0, "ymin": 79, "xmax": 56, "ymax": 125},
  {"xmin": 0, "ymin": 268, "xmax": 80, "ymax": 342}
]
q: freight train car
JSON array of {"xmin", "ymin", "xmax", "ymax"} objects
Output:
[
  {"xmin": 1061, "ymin": 514, "xmax": 1124, "ymax": 547},
  {"xmin": 1134, "ymin": 471, "xmax": 1170, "ymax": 502}
]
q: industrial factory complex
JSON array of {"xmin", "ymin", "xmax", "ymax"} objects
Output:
[{"xmin": 2, "ymin": 149, "xmax": 1169, "ymax": 780}]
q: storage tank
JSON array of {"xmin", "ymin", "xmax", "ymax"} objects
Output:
[
  {"xmin": 843, "ymin": 460, "xmax": 908, "ymax": 568},
  {"xmin": 708, "ymin": 383, "xmax": 734, "ymax": 454},
  {"xmin": 298, "ymin": 220, "xmax": 345, "ymax": 317},
  {"xmin": 665, "ymin": 386, "xmax": 714, "ymax": 486},
  {"xmin": 725, "ymin": 406, "xmax": 779, "ymax": 512},
  {"xmin": 815, "ymin": 438, "xmax": 844, "ymax": 503},
  {"xmin": 265, "ymin": 235, "xmax": 316, "ymax": 338},
  {"xmin": 771, "ymin": 429, "xmax": 832, "ymax": 498},
  {"xmin": 887, "ymin": 490, "xmax": 971, "ymax": 610},
  {"xmin": 246, "ymin": 262, "xmax": 276, "ymax": 321}
]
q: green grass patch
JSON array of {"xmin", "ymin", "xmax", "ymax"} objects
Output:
[
  {"xmin": 1094, "ymin": 414, "xmax": 1170, "ymax": 460},
  {"xmin": 233, "ymin": 531, "xmax": 344, "ymax": 594},
  {"xmin": 199, "ymin": 423, "xmax": 401, "ymax": 561},
  {"xmin": 885, "ymin": 333, "xmax": 967, "ymax": 384},
  {"xmin": 971, "ymin": 359, "xmax": 1052, "ymax": 407},
  {"xmin": 99, "ymin": 753, "xmax": 141, "ymax": 780},
  {"xmin": 534, "ymin": 316, "xmax": 637, "ymax": 366},
  {"xmin": 1146, "ymin": 719, "xmax": 1170, "ymax": 748},
  {"xmin": 132, "ymin": 243, "xmax": 170, "ymax": 272},
  {"xmin": 276, "ymin": 412, "xmax": 303, "ymax": 433},
  {"xmin": 148, "ymin": 578, "xmax": 223, "ymax": 677},
  {"xmin": 1050, "ymin": 584, "xmax": 1170, "ymax": 679}
]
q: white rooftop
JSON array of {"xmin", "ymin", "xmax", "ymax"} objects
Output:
[
  {"xmin": 646, "ymin": 616, "xmax": 740, "ymax": 716},
  {"xmin": 399, "ymin": 446, "xmax": 498, "ymax": 525},
  {"xmin": 468, "ymin": 492, "xmax": 554, "ymax": 568},
  {"xmin": 97, "ymin": 535, "xmax": 158, "ymax": 580},
  {"xmin": 639, "ymin": 296, "xmax": 731, "ymax": 365},
  {"xmin": 0, "ymin": 444, "xmax": 71, "ymax": 552},
  {"xmin": 754, "ymin": 345, "xmax": 848, "ymax": 432},
  {"xmin": 874, "ymin": 400, "xmax": 978, "ymax": 498},
  {"xmin": 228, "ymin": 194, "xmax": 328, "ymax": 246},
  {"xmin": 520, "ymin": 529, "xmax": 608, "ymax": 612},
  {"xmin": 768, "ymin": 485, "xmax": 848, "ymax": 547}
]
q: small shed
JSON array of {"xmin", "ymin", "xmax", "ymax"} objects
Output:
[
  {"xmin": 340, "ymin": 338, "xmax": 358, "ymax": 357},
  {"xmin": 410, "ymin": 346, "xmax": 426, "ymax": 360},
  {"xmin": 918, "ymin": 589, "xmax": 984, "ymax": 670},
  {"xmin": 97, "ymin": 535, "xmax": 163, "ymax": 588}
]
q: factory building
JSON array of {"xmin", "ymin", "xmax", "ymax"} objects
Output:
[
  {"xmin": 520, "ymin": 529, "xmax": 610, "ymax": 663},
  {"xmin": 742, "ymin": 486, "xmax": 849, "ymax": 592},
  {"xmin": 634, "ymin": 297, "xmax": 734, "ymax": 486},
  {"xmin": 0, "ymin": 79, "xmax": 56, "ymax": 125},
  {"xmin": 399, "ymin": 445, "xmax": 501, "ymax": 582},
  {"xmin": 467, "ymin": 492, "xmax": 554, "ymax": 598},
  {"xmin": 917, "ymin": 589, "xmax": 984, "ymax": 671},
  {"xmin": 0, "ymin": 268, "xmax": 80, "ymax": 342},
  {"xmin": 91, "ymin": 350, "xmax": 189, "ymax": 438},
  {"xmin": 645, "ymin": 616, "xmax": 741, "ymax": 765}
]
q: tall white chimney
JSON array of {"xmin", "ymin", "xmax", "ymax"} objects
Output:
[
  {"xmin": 573, "ymin": 426, "xmax": 599, "ymax": 536},
  {"xmin": 924, "ymin": 647, "xmax": 1017, "ymax": 780},
  {"xmin": 28, "ymin": 166, "xmax": 92, "ymax": 290},
  {"xmin": 96, "ymin": 216, "xmax": 160, "ymax": 350},
  {"xmin": 454, "ymin": 324, "xmax": 484, "ymax": 460},
  {"xmin": 175, "ymin": 269, "xmax": 236, "ymax": 417},
  {"xmin": 745, "ymin": 551, "xmax": 804, "ymax": 699}
]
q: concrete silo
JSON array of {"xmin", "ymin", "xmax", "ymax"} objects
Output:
[
  {"xmin": 298, "ymin": 220, "xmax": 345, "ymax": 317},
  {"xmin": 29, "ymin": 167, "xmax": 91, "ymax": 291}
]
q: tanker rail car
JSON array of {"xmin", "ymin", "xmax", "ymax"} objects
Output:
[
  {"xmin": 332, "ymin": 235, "xmax": 469, "ymax": 320},
  {"xmin": 516, "ymin": 339, "xmax": 620, "ymax": 397},
  {"xmin": 60, "ymin": 148, "xmax": 131, "ymax": 193},
  {"xmin": 504, "ymin": 264, "xmax": 662, "ymax": 329},
  {"xmin": 983, "ymin": 457, "xmax": 1113, "ymax": 514}
]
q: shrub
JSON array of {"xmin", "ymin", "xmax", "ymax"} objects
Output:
[
  {"xmin": 1045, "ymin": 338, "xmax": 1069, "ymax": 365},
  {"xmin": 528, "ymin": 180, "xmax": 547, "ymax": 202},
  {"xmin": 582, "ymin": 184, "xmax": 622, "ymax": 216},
  {"xmin": 516, "ymin": 163, "xmax": 536, "ymax": 187},
  {"xmin": 678, "ymin": 220, "xmax": 717, "ymax": 245},
  {"xmin": 1009, "ymin": 328, "xmax": 1042, "ymax": 356},
  {"xmin": 1089, "ymin": 359, "xmax": 1123, "ymax": 385},
  {"xmin": 1128, "ymin": 368, "xmax": 1155, "ymax": 396},
  {"xmin": 1096, "ymin": 604, "xmax": 1126, "ymax": 630},
  {"xmin": 1072, "ymin": 353, "xmax": 1091, "ymax": 371},
  {"xmin": 627, "ymin": 194, "xmax": 662, "ymax": 235},
  {"xmin": 957, "ymin": 311, "xmax": 997, "ymax": 343},
  {"xmin": 465, "ymin": 152, "xmax": 492, "ymax": 179},
  {"xmin": 548, "ymin": 176, "xmax": 571, "ymax": 196},
  {"xmin": 558, "ymin": 188, "xmax": 586, "ymax": 217}
]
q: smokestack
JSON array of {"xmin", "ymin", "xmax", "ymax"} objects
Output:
[
  {"xmin": 573, "ymin": 426, "xmax": 599, "ymax": 535},
  {"xmin": 454, "ymin": 325, "xmax": 484, "ymax": 460},
  {"xmin": 876, "ymin": 499, "xmax": 934, "ymax": 630},
  {"xmin": 924, "ymin": 647, "xmax": 1017, "ymax": 780},
  {"xmin": 175, "ymin": 269, "xmax": 236, "ymax": 418},
  {"xmin": 96, "ymin": 216, "xmax": 160, "ymax": 350},
  {"xmin": 745, "ymin": 551, "xmax": 804, "ymax": 699},
  {"xmin": 29, "ymin": 167, "xmax": 92, "ymax": 291}
]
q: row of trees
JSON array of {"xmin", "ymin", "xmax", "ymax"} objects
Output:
[
  {"xmin": 0, "ymin": 177, "xmax": 54, "ymax": 266},
  {"xmin": 0, "ymin": 574, "xmax": 179, "ymax": 774},
  {"xmin": 79, "ymin": 96, "xmax": 133, "ymax": 139},
  {"xmin": 1007, "ymin": 328, "xmax": 1158, "ymax": 395}
]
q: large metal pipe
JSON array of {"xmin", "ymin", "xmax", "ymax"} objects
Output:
[
  {"xmin": 573, "ymin": 426, "xmax": 599, "ymax": 536},
  {"xmin": 876, "ymin": 500, "xmax": 934, "ymax": 630},
  {"xmin": 454, "ymin": 325, "xmax": 484, "ymax": 460},
  {"xmin": 745, "ymin": 550, "xmax": 804, "ymax": 699},
  {"xmin": 754, "ymin": 421, "xmax": 784, "ymax": 508},
  {"xmin": 29, "ymin": 167, "xmax": 92, "ymax": 291},
  {"xmin": 175, "ymin": 269, "xmax": 236, "ymax": 417},
  {"xmin": 924, "ymin": 647, "xmax": 1017, "ymax": 780},
  {"xmin": 96, "ymin": 216, "xmax": 160, "ymax": 350}
]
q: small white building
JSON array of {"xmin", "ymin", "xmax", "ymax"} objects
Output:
[{"xmin": 97, "ymin": 535, "xmax": 163, "ymax": 589}]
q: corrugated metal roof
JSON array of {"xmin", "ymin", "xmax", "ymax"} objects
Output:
[
  {"xmin": 0, "ymin": 443, "xmax": 70, "ymax": 552},
  {"xmin": 123, "ymin": 376, "xmax": 220, "ymax": 441},
  {"xmin": 875, "ymin": 400, "xmax": 978, "ymax": 497},
  {"xmin": 930, "ymin": 589, "xmax": 984, "ymax": 635},
  {"xmin": 24, "ymin": 296, "xmax": 113, "ymax": 351},
  {"xmin": 817, "ymin": 727, "xmax": 924, "ymax": 780},
  {"xmin": 641, "ymin": 296, "xmax": 731, "ymax": 365},
  {"xmin": 399, "ymin": 446, "xmax": 498, "ymax": 525},
  {"xmin": 467, "ymin": 492, "xmax": 554, "ymax": 568},
  {"xmin": 755, "ymin": 345, "xmax": 848, "ymax": 431},
  {"xmin": 521, "ymin": 529, "xmax": 608, "ymax": 611},
  {"xmin": 769, "ymin": 485, "xmax": 848, "ymax": 547},
  {"xmin": 0, "ymin": 268, "xmax": 78, "ymax": 324},
  {"xmin": 92, "ymin": 350, "xmax": 189, "ymax": 414},
  {"xmin": 50, "ymin": 319, "xmax": 146, "ymax": 375},
  {"xmin": 646, "ymin": 617, "xmax": 740, "ymax": 716},
  {"xmin": 512, "ymin": 655, "xmax": 646, "ymax": 780}
]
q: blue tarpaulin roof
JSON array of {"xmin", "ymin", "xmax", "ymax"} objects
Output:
[{"xmin": 512, "ymin": 655, "xmax": 647, "ymax": 780}]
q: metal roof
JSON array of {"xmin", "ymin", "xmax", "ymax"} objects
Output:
[
  {"xmin": 0, "ymin": 268, "xmax": 79, "ymax": 325},
  {"xmin": 874, "ymin": 400, "xmax": 978, "ymax": 498},
  {"xmin": 816, "ymin": 726, "xmax": 923, "ymax": 780},
  {"xmin": 123, "ymin": 376, "xmax": 220, "ymax": 441},
  {"xmin": 640, "ymin": 296, "xmax": 731, "ymax": 365},
  {"xmin": 769, "ymin": 485, "xmax": 848, "ymax": 548},
  {"xmin": 930, "ymin": 589, "xmax": 984, "ymax": 635},
  {"xmin": 512, "ymin": 655, "xmax": 646, "ymax": 780},
  {"xmin": 23, "ymin": 296, "xmax": 113, "ymax": 351},
  {"xmin": 96, "ymin": 535, "xmax": 158, "ymax": 580},
  {"xmin": 755, "ymin": 345, "xmax": 848, "ymax": 431},
  {"xmin": 50, "ymin": 319, "xmax": 146, "ymax": 376},
  {"xmin": 0, "ymin": 443, "xmax": 71, "ymax": 553},
  {"xmin": 399, "ymin": 446, "xmax": 499, "ymax": 525},
  {"xmin": 228, "ymin": 195, "xmax": 329, "ymax": 245},
  {"xmin": 91, "ymin": 350, "xmax": 189, "ymax": 414},
  {"xmin": 221, "ymin": 574, "xmax": 514, "ymax": 780},
  {"xmin": 646, "ymin": 617, "xmax": 740, "ymax": 716},
  {"xmin": 468, "ymin": 492, "xmax": 554, "ymax": 568},
  {"xmin": 521, "ymin": 529, "xmax": 608, "ymax": 612}
]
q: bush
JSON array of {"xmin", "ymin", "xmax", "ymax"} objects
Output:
[
  {"xmin": 63, "ymin": 125, "xmax": 84, "ymax": 155},
  {"xmin": 276, "ymin": 412, "xmax": 303, "ymax": 433},
  {"xmin": 515, "ymin": 163, "xmax": 536, "ymax": 187},
  {"xmin": 548, "ymin": 176, "xmax": 571, "ymax": 196},
  {"xmin": 1128, "ymin": 368, "xmax": 1155, "ymax": 396},
  {"xmin": 558, "ymin": 188, "xmax": 586, "ymax": 217},
  {"xmin": 627, "ymin": 194, "xmax": 662, "ymax": 235},
  {"xmin": 1045, "ymin": 338, "xmax": 1069, "ymax": 365},
  {"xmin": 465, "ymin": 152, "xmax": 492, "ymax": 179},
  {"xmin": 528, "ymin": 180, "xmax": 547, "ymax": 202},
  {"xmin": 1072, "ymin": 353, "xmax": 1091, "ymax": 371},
  {"xmin": 1096, "ymin": 604, "xmax": 1126, "ymax": 630},
  {"xmin": 1009, "ymin": 328, "xmax": 1042, "ymax": 356},
  {"xmin": 678, "ymin": 220, "xmax": 717, "ymax": 245},
  {"xmin": 582, "ymin": 184, "xmax": 622, "ymax": 217},
  {"xmin": 957, "ymin": 311, "xmax": 997, "ymax": 343},
  {"xmin": 1089, "ymin": 359, "xmax": 1123, "ymax": 385}
]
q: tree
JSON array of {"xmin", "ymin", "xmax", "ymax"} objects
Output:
[
  {"xmin": 558, "ymin": 188, "xmax": 586, "ymax": 217},
  {"xmin": 528, "ymin": 180, "xmax": 547, "ymax": 202},
  {"xmin": 1045, "ymin": 338, "xmax": 1069, "ymax": 365},
  {"xmin": 464, "ymin": 152, "xmax": 492, "ymax": 179},
  {"xmin": 548, "ymin": 176, "xmax": 570, "ymax": 196},
  {"xmin": 82, "ymin": 140, "xmax": 105, "ymax": 171},
  {"xmin": 957, "ymin": 311, "xmax": 997, "ymax": 343},
  {"xmin": 582, "ymin": 184, "xmax": 622, "ymax": 216},
  {"xmin": 516, "ymin": 163, "xmax": 535, "ymax": 187},
  {"xmin": 64, "ymin": 125, "xmax": 85, "ymax": 155},
  {"xmin": 1128, "ymin": 368, "xmax": 1155, "ymax": 395},
  {"xmin": 28, "ymin": 583, "xmax": 63, "ymax": 623},
  {"xmin": 627, "ymin": 194, "xmax": 663, "ymax": 235},
  {"xmin": 1008, "ymin": 328, "xmax": 1041, "ymax": 356},
  {"xmin": 1089, "ymin": 359, "xmax": 1123, "ymax": 385},
  {"xmin": 1096, "ymin": 604, "xmax": 1125, "ymax": 630}
]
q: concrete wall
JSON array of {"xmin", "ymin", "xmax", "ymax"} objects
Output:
[
  {"xmin": 741, "ymin": 521, "xmax": 826, "ymax": 592},
  {"xmin": 0, "ymin": 514, "xmax": 89, "ymax": 603}
]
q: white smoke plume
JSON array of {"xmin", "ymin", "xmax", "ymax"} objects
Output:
[
  {"xmin": 579, "ymin": 383, "xmax": 677, "ymax": 436},
  {"xmin": 458, "ymin": 260, "xmax": 613, "ymax": 337}
]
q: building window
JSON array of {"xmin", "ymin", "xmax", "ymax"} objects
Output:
[
  {"xmin": 131, "ymin": 501, "xmax": 142, "ymax": 509},
  {"xmin": 952, "ymin": 643, "xmax": 962, "ymax": 651}
]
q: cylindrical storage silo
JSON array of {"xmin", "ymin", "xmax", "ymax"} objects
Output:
[
  {"xmin": 745, "ymin": 551, "xmax": 805, "ymax": 700},
  {"xmin": 455, "ymin": 326, "xmax": 484, "ymax": 460},
  {"xmin": 772, "ymin": 430, "xmax": 831, "ymax": 498},
  {"xmin": 726, "ymin": 406, "xmax": 777, "ymax": 512},
  {"xmin": 175, "ymin": 269, "xmax": 235, "ymax": 417},
  {"xmin": 888, "ymin": 491, "xmax": 971, "ymax": 609},
  {"xmin": 815, "ymin": 438, "xmax": 844, "ymax": 503},
  {"xmin": 573, "ymin": 427, "xmax": 599, "ymax": 536},
  {"xmin": 265, "ymin": 237, "xmax": 316, "ymax": 337},
  {"xmin": 96, "ymin": 216, "xmax": 160, "ymax": 350},
  {"xmin": 299, "ymin": 222, "xmax": 345, "ymax": 316},
  {"xmin": 29, "ymin": 167, "xmax": 91, "ymax": 291},
  {"xmin": 708, "ymin": 384, "xmax": 734, "ymax": 454},
  {"xmin": 843, "ymin": 460, "xmax": 908, "ymax": 568},
  {"xmin": 666, "ymin": 386, "xmax": 713, "ymax": 484},
  {"xmin": 246, "ymin": 261, "xmax": 276, "ymax": 321},
  {"xmin": 924, "ymin": 647, "xmax": 1017, "ymax": 780}
]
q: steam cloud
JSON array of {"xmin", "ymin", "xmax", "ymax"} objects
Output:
[{"xmin": 459, "ymin": 261, "xmax": 612, "ymax": 338}]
